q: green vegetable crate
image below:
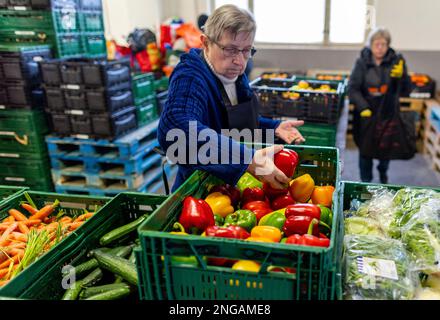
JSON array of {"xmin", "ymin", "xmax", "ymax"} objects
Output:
[
  {"xmin": 0, "ymin": 191, "xmax": 111, "ymax": 298},
  {"xmin": 0, "ymin": 192, "xmax": 166, "ymax": 299},
  {"xmin": 298, "ymin": 123, "xmax": 337, "ymax": 147},
  {"xmin": 337, "ymin": 181, "xmax": 440, "ymax": 300},
  {"xmin": 0, "ymin": 185, "xmax": 27, "ymax": 206},
  {"xmin": 137, "ymin": 145, "xmax": 343, "ymax": 300}
]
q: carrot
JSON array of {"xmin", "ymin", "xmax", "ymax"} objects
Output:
[
  {"xmin": 0, "ymin": 223, "xmax": 13, "ymax": 231},
  {"xmin": 44, "ymin": 217, "xmax": 56, "ymax": 224},
  {"xmin": 0, "ymin": 252, "xmax": 23, "ymax": 269},
  {"xmin": 21, "ymin": 203, "xmax": 39, "ymax": 215},
  {"xmin": 66, "ymin": 222, "xmax": 83, "ymax": 231},
  {"xmin": 4, "ymin": 248, "xmax": 24, "ymax": 257},
  {"xmin": 23, "ymin": 219, "xmax": 41, "ymax": 227},
  {"xmin": 33, "ymin": 200, "xmax": 60, "ymax": 220},
  {"xmin": 6, "ymin": 242, "xmax": 26, "ymax": 250},
  {"xmin": 60, "ymin": 216, "xmax": 73, "ymax": 224},
  {"xmin": 44, "ymin": 222, "xmax": 61, "ymax": 233},
  {"xmin": 8, "ymin": 209, "xmax": 27, "ymax": 222},
  {"xmin": 0, "ymin": 223, "xmax": 18, "ymax": 246},
  {"xmin": 74, "ymin": 212, "xmax": 94, "ymax": 222},
  {"xmin": 18, "ymin": 222, "xmax": 30, "ymax": 235},
  {"xmin": 0, "ymin": 268, "xmax": 11, "ymax": 279},
  {"xmin": 10, "ymin": 232, "xmax": 27, "ymax": 243},
  {"xmin": 4, "ymin": 216, "xmax": 15, "ymax": 223}
]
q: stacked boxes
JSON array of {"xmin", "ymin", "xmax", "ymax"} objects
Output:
[
  {"xmin": 40, "ymin": 57, "xmax": 137, "ymax": 139},
  {"xmin": 0, "ymin": 45, "xmax": 54, "ymax": 191},
  {"xmin": 0, "ymin": 0, "xmax": 106, "ymax": 59},
  {"xmin": 132, "ymin": 73, "xmax": 158, "ymax": 127}
]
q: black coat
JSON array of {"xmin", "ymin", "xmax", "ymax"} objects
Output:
[{"xmin": 348, "ymin": 47, "xmax": 411, "ymax": 147}]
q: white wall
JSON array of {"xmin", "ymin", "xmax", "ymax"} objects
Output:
[
  {"xmin": 162, "ymin": 0, "xmax": 209, "ymax": 24},
  {"xmin": 374, "ymin": 0, "xmax": 440, "ymax": 51}
]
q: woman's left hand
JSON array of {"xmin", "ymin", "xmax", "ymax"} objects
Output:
[{"xmin": 275, "ymin": 120, "xmax": 306, "ymax": 145}]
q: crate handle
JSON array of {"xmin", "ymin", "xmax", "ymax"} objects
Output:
[
  {"xmin": 0, "ymin": 132, "xmax": 29, "ymax": 146},
  {"xmin": 153, "ymin": 146, "xmax": 171, "ymax": 196}
]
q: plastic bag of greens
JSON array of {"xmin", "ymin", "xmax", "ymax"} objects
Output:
[
  {"xmin": 400, "ymin": 198, "xmax": 440, "ymax": 274},
  {"xmin": 345, "ymin": 216, "xmax": 387, "ymax": 237},
  {"xmin": 343, "ymin": 235, "xmax": 419, "ymax": 300}
]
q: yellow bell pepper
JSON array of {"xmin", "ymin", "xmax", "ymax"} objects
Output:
[
  {"xmin": 250, "ymin": 226, "xmax": 282, "ymax": 243},
  {"xmin": 289, "ymin": 174, "xmax": 315, "ymax": 203},
  {"xmin": 205, "ymin": 192, "xmax": 234, "ymax": 218},
  {"xmin": 232, "ymin": 260, "xmax": 261, "ymax": 273}
]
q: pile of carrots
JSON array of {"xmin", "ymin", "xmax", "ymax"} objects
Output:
[{"xmin": 0, "ymin": 199, "xmax": 95, "ymax": 287}]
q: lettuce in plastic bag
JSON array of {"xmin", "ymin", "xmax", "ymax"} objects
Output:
[
  {"xmin": 345, "ymin": 217, "xmax": 387, "ymax": 237},
  {"xmin": 344, "ymin": 235, "xmax": 419, "ymax": 300}
]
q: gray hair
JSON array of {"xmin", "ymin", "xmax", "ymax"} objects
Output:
[
  {"xmin": 204, "ymin": 4, "xmax": 256, "ymax": 43},
  {"xmin": 366, "ymin": 27, "xmax": 392, "ymax": 47}
]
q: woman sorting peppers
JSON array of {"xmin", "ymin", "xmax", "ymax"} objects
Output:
[{"xmin": 158, "ymin": 4, "xmax": 305, "ymax": 192}]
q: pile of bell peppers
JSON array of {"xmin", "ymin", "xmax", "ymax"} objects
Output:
[{"xmin": 169, "ymin": 149, "xmax": 336, "ymax": 271}]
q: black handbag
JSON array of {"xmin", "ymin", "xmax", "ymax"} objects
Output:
[{"xmin": 359, "ymin": 78, "xmax": 417, "ymax": 160}]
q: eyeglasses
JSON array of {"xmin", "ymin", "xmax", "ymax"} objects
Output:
[{"xmin": 208, "ymin": 37, "xmax": 257, "ymax": 59}]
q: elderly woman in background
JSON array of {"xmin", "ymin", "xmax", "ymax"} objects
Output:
[
  {"xmin": 158, "ymin": 4, "xmax": 305, "ymax": 191},
  {"xmin": 348, "ymin": 27, "xmax": 411, "ymax": 184}
]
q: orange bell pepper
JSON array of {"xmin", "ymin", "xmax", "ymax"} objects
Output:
[{"xmin": 311, "ymin": 186, "xmax": 335, "ymax": 208}]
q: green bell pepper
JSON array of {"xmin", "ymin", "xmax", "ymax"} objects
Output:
[
  {"xmin": 258, "ymin": 208, "xmax": 286, "ymax": 231},
  {"xmin": 214, "ymin": 214, "xmax": 224, "ymax": 226},
  {"xmin": 224, "ymin": 210, "xmax": 257, "ymax": 232},
  {"xmin": 236, "ymin": 172, "xmax": 263, "ymax": 194},
  {"xmin": 318, "ymin": 205, "xmax": 333, "ymax": 227}
]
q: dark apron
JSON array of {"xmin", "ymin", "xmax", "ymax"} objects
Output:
[{"xmin": 201, "ymin": 52, "xmax": 259, "ymax": 131}]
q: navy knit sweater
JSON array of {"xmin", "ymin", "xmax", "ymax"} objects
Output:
[{"xmin": 158, "ymin": 48, "xmax": 281, "ymax": 191}]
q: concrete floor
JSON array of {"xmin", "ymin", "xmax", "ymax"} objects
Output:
[{"xmin": 341, "ymin": 138, "xmax": 440, "ymax": 188}]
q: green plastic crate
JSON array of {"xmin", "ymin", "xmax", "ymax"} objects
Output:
[
  {"xmin": 0, "ymin": 185, "xmax": 27, "ymax": 206},
  {"xmin": 55, "ymin": 33, "xmax": 84, "ymax": 58},
  {"xmin": 136, "ymin": 98, "xmax": 158, "ymax": 127},
  {"xmin": 0, "ymin": 157, "xmax": 51, "ymax": 178},
  {"xmin": 153, "ymin": 76, "xmax": 169, "ymax": 92},
  {"xmin": 137, "ymin": 145, "xmax": 342, "ymax": 300},
  {"xmin": 0, "ymin": 176, "xmax": 54, "ymax": 192},
  {"xmin": 0, "ymin": 191, "xmax": 111, "ymax": 297},
  {"xmin": 0, "ymin": 192, "xmax": 166, "ymax": 299},
  {"xmin": 0, "ymin": 109, "xmax": 49, "ymax": 158},
  {"xmin": 298, "ymin": 123, "xmax": 337, "ymax": 147},
  {"xmin": 132, "ymin": 73, "xmax": 155, "ymax": 106},
  {"xmin": 79, "ymin": 11, "xmax": 104, "ymax": 32},
  {"xmin": 337, "ymin": 181, "xmax": 440, "ymax": 300},
  {"xmin": 53, "ymin": 9, "xmax": 79, "ymax": 33},
  {"xmin": 82, "ymin": 32, "xmax": 106, "ymax": 58},
  {"xmin": 0, "ymin": 10, "xmax": 53, "ymax": 30}
]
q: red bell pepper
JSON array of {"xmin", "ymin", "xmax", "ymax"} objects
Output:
[
  {"xmin": 285, "ymin": 219, "xmax": 330, "ymax": 247},
  {"xmin": 241, "ymin": 187, "xmax": 266, "ymax": 206},
  {"xmin": 283, "ymin": 215, "xmax": 320, "ymax": 237},
  {"xmin": 273, "ymin": 149, "xmax": 299, "ymax": 178},
  {"xmin": 210, "ymin": 184, "xmax": 241, "ymax": 208},
  {"xmin": 205, "ymin": 225, "xmax": 250, "ymax": 239},
  {"xmin": 263, "ymin": 182, "xmax": 289, "ymax": 201},
  {"xmin": 242, "ymin": 201, "xmax": 273, "ymax": 222},
  {"xmin": 271, "ymin": 194, "xmax": 296, "ymax": 211},
  {"xmin": 178, "ymin": 196, "xmax": 215, "ymax": 234},
  {"xmin": 285, "ymin": 204, "xmax": 321, "ymax": 221}
]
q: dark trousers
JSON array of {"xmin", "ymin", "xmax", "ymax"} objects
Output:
[{"xmin": 359, "ymin": 155, "xmax": 390, "ymax": 183}]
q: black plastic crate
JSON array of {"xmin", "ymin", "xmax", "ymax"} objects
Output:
[
  {"xmin": 0, "ymin": 80, "xmax": 44, "ymax": 109},
  {"xmin": 47, "ymin": 112, "xmax": 71, "ymax": 134},
  {"xmin": 250, "ymin": 77, "xmax": 344, "ymax": 124},
  {"xmin": 44, "ymin": 84, "xmax": 133, "ymax": 114},
  {"xmin": 40, "ymin": 58, "xmax": 131, "ymax": 89},
  {"xmin": 0, "ymin": 45, "xmax": 52, "ymax": 85},
  {"xmin": 0, "ymin": 0, "xmax": 77, "ymax": 10},
  {"xmin": 92, "ymin": 106, "xmax": 137, "ymax": 139}
]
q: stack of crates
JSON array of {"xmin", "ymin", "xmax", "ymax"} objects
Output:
[
  {"xmin": 40, "ymin": 57, "xmax": 137, "ymax": 139},
  {"xmin": 0, "ymin": 0, "xmax": 106, "ymax": 59},
  {"xmin": 132, "ymin": 73, "xmax": 158, "ymax": 127},
  {"xmin": 0, "ymin": 45, "xmax": 54, "ymax": 191},
  {"xmin": 45, "ymin": 120, "xmax": 174, "ymax": 196}
]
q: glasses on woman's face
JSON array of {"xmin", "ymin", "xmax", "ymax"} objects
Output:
[{"xmin": 208, "ymin": 37, "xmax": 257, "ymax": 59}]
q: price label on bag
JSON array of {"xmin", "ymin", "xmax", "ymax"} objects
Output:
[{"xmin": 357, "ymin": 256, "xmax": 398, "ymax": 280}]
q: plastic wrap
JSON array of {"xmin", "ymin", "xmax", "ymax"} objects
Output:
[{"xmin": 343, "ymin": 235, "xmax": 419, "ymax": 300}]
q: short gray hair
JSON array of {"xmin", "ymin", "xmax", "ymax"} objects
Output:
[
  {"xmin": 366, "ymin": 27, "xmax": 392, "ymax": 47},
  {"xmin": 204, "ymin": 4, "xmax": 256, "ymax": 43}
]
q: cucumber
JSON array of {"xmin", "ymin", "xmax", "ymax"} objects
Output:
[
  {"xmin": 85, "ymin": 286, "xmax": 131, "ymax": 300},
  {"xmin": 62, "ymin": 268, "xmax": 103, "ymax": 300},
  {"xmin": 66, "ymin": 245, "xmax": 134, "ymax": 278},
  {"xmin": 93, "ymin": 250, "xmax": 138, "ymax": 286},
  {"xmin": 99, "ymin": 214, "xmax": 149, "ymax": 246},
  {"xmin": 80, "ymin": 283, "xmax": 131, "ymax": 300}
]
